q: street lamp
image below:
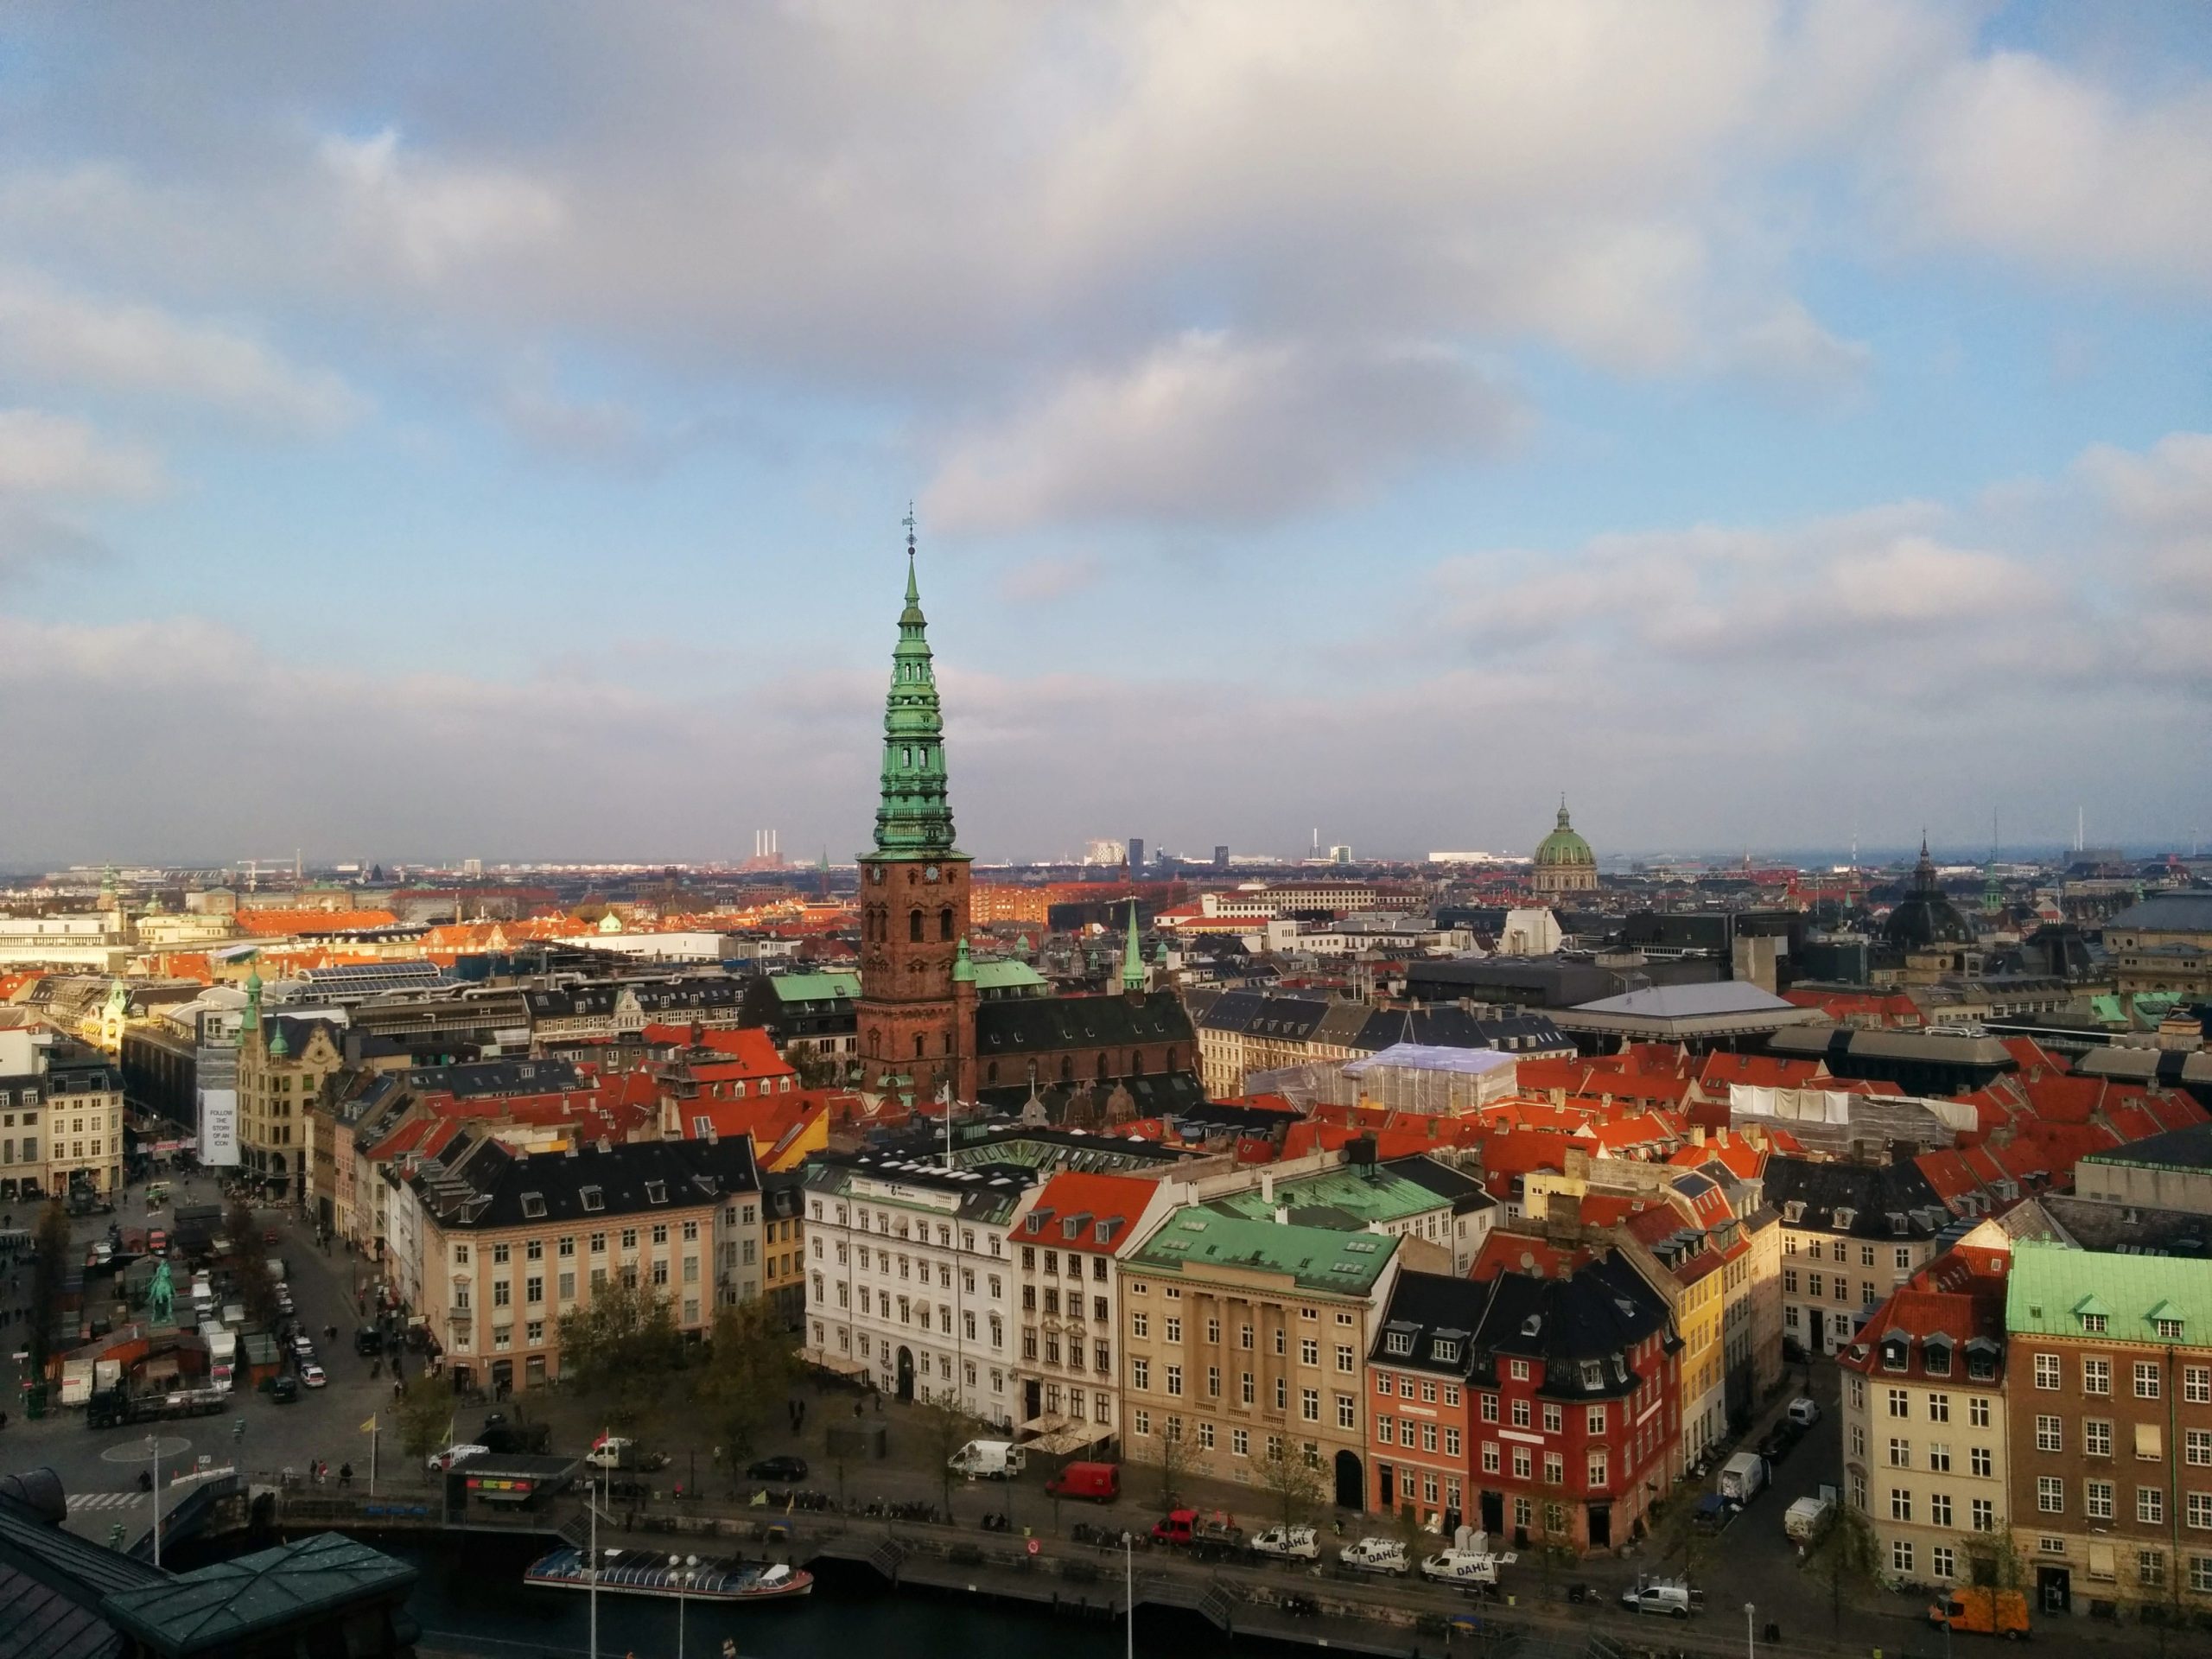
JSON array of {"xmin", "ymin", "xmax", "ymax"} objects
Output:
[
  {"xmin": 669, "ymin": 1552, "xmax": 698, "ymax": 1659},
  {"xmin": 147, "ymin": 1433, "xmax": 162, "ymax": 1568},
  {"xmin": 1745, "ymin": 1601, "xmax": 1756, "ymax": 1659},
  {"xmin": 1124, "ymin": 1529, "xmax": 1135, "ymax": 1659}
]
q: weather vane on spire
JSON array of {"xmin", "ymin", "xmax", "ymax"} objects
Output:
[{"xmin": 904, "ymin": 501, "xmax": 917, "ymax": 558}]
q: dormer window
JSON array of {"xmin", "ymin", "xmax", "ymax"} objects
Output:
[
  {"xmin": 1385, "ymin": 1330, "xmax": 1414, "ymax": 1357},
  {"xmin": 1783, "ymin": 1201, "xmax": 1805, "ymax": 1224},
  {"xmin": 645, "ymin": 1180, "xmax": 667, "ymax": 1205},
  {"xmin": 1580, "ymin": 1360, "xmax": 1603, "ymax": 1389},
  {"xmin": 580, "ymin": 1185, "xmax": 604, "ymax": 1212},
  {"xmin": 2082, "ymin": 1313, "xmax": 2107, "ymax": 1334},
  {"xmin": 1923, "ymin": 1340, "xmax": 1952, "ymax": 1377},
  {"xmin": 2157, "ymin": 1318, "xmax": 2184, "ymax": 1340},
  {"xmin": 1834, "ymin": 1207, "xmax": 1856, "ymax": 1230},
  {"xmin": 520, "ymin": 1192, "xmax": 546, "ymax": 1220},
  {"xmin": 1881, "ymin": 1338, "xmax": 1910, "ymax": 1372},
  {"xmin": 1434, "ymin": 1339, "xmax": 1459, "ymax": 1363}
]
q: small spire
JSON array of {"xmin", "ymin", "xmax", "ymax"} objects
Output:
[
  {"xmin": 903, "ymin": 504, "xmax": 920, "ymax": 605},
  {"xmin": 1121, "ymin": 899, "xmax": 1145, "ymax": 993}
]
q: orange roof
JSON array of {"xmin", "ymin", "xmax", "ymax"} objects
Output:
[
  {"xmin": 236, "ymin": 908, "xmax": 400, "ymax": 936},
  {"xmin": 1011, "ymin": 1171, "xmax": 1167, "ymax": 1255},
  {"xmin": 1697, "ymin": 1052, "xmax": 1824, "ymax": 1090},
  {"xmin": 643, "ymin": 1023, "xmax": 797, "ymax": 1080}
]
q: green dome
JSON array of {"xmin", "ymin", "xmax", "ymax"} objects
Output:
[{"xmin": 1535, "ymin": 800, "xmax": 1594, "ymax": 868}]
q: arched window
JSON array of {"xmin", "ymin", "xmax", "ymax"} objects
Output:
[
  {"xmin": 1096, "ymin": 1052, "xmax": 1109, "ymax": 1082},
  {"xmin": 987, "ymin": 1061, "xmax": 999, "ymax": 1084},
  {"xmin": 1166, "ymin": 1046, "xmax": 1179, "ymax": 1073},
  {"xmin": 939, "ymin": 907, "xmax": 955, "ymax": 942},
  {"xmin": 868, "ymin": 1027, "xmax": 880, "ymax": 1055},
  {"xmin": 943, "ymin": 1033, "xmax": 954, "ymax": 1055},
  {"xmin": 1060, "ymin": 1057, "xmax": 1073, "ymax": 1083},
  {"xmin": 910, "ymin": 909, "xmax": 924, "ymax": 943},
  {"xmin": 913, "ymin": 1033, "xmax": 925, "ymax": 1059}
]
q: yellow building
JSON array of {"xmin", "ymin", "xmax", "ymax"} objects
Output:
[{"xmin": 234, "ymin": 970, "xmax": 343, "ymax": 1207}]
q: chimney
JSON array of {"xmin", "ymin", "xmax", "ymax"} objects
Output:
[
  {"xmin": 1274, "ymin": 1205, "xmax": 1288, "ymax": 1226},
  {"xmin": 1693, "ymin": 1125, "xmax": 1707, "ymax": 1147},
  {"xmin": 1260, "ymin": 1171, "xmax": 1275, "ymax": 1205}
]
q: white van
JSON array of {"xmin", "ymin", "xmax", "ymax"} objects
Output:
[
  {"xmin": 1785, "ymin": 1396, "xmax": 1821, "ymax": 1427},
  {"xmin": 948, "ymin": 1440, "xmax": 1026, "ymax": 1479},
  {"xmin": 1421, "ymin": 1548, "xmax": 1515, "ymax": 1586},
  {"xmin": 1620, "ymin": 1577, "xmax": 1701, "ymax": 1618},
  {"xmin": 1338, "ymin": 1537, "xmax": 1410, "ymax": 1576}
]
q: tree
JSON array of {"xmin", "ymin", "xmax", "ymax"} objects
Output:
[
  {"xmin": 558, "ymin": 1275, "xmax": 683, "ymax": 1432},
  {"xmin": 1256, "ymin": 1442, "xmax": 1326, "ymax": 1531},
  {"xmin": 393, "ymin": 1373, "xmax": 454, "ymax": 1466},
  {"xmin": 911, "ymin": 1394, "xmax": 988, "ymax": 1518},
  {"xmin": 1146, "ymin": 1421, "xmax": 1209, "ymax": 1513},
  {"xmin": 28, "ymin": 1199, "xmax": 72, "ymax": 1369},
  {"xmin": 693, "ymin": 1299, "xmax": 799, "ymax": 1466},
  {"xmin": 1810, "ymin": 1498, "xmax": 1883, "ymax": 1625},
  {"xmin": 1965, "ymin": 1522, "xmax": 2028, "ymax": 1592},
  {"xmin": 226, "ymin": 1198, "xmax": 276, "ymax": 1325}
]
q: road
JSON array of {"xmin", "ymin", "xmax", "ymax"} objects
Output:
[{"xmin": 3, "ymin": 1186, "xmax": 411, "ymax": 1543}]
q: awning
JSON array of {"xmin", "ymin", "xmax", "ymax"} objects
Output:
[
  {"xmin": 798, "ymin": 1345, "xmax": 870, "ymax": 1380},
  {"xmin": 1015, "ymin": 1414, "xmax": 1116, "ymax": 1457}
]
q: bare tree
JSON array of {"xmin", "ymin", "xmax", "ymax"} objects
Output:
[{"xmin": 1256, "ymin": 1443, "xmax": 1326, "ymax": 1531}]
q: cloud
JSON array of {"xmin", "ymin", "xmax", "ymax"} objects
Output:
[
  {"xmin": 927, "ymin": 333, "xmax": 1521, "ymax": 531},
  {"xmin": 0, "ymin": 502, "xmax": 111, "ymax": 583},
  {"xmin": 1888, "ymin": 51, "xmax": 2212, "ymax": 287},
  {"xmin": 0, "ymin": 408, "xmax": 161, "ymax": 496},
  {"xmin": 1726, "ymin": 299, "xmax": 1871, "ymax": 400},
  {"xmin": 318, "ymin": 129, "xmax": 565, "ymax": 284},
  {"xmin": 1000, "ymin": 552, "xmax": 1103, "ymax": 604},
  {"xmin": 0, "ymin": 268, "xmax": 363, "ymax": 429}
]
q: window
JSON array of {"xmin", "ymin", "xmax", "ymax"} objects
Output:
[
  {"xmin": 1164, "ymin": 1317, "xmax": 1180, "ymax": 1344},
  {"xmin": 1338, "ymin": 1395, "xmax": 1356, "ymax": 1430},
  {"xmin": 2037, "ymin": 1477, "xmax": 2063, "ymax": 1514},
  {"xmin": 2082, "ymin": 1313, "xmax": 2108, "ymax": 1334},
  {"xmin": 1852, "ymin": 1426, "xmax": 1866, "ymax": 1460},
  {"xmin": 1587, "ymin": 1406, "xmax": 1607, "ymax": 1434},
  {"xmin": 2037, "ymin": 1415, "xmax": 2063, "ymax": 1452},
  {"xmin": 2190, "ymin": 1366, "xmax": 2212, "ymax": 1405},
  {"xmin": 1446, "ymin": 1427, "xmax": 1461, "ymax": 1457},
  {"xmin": 1972, "ymin": 1497, "xmax": 1993, "ymax": 1532},
  {"xmin": 1970, "ymin": 1396, "xmax": 1990, "ymax": 1428},
  {"xmin": 1888, "ymin": 1388, "xmax": 1910, "ymax": 1419},
  {"xmin": 2189, "ymin": 1492, "xmax": 2212, "ymax": 1531},
  {"xmin": 2137, "ymin": 1423, "xmax": 2164, "ymax": 1461},
  {"xmin": 1376, "ymin": 1414, "xmax": 1395, "ymax": 1445},
  {"xmin": 2033, "ymin": 1353, "xmax": 2059, "ymax": 1391},
  {"xmin": 1134, "ymin": 1410, "xmax": 1150, "ymax": 1437},
  {"xmin": 2135, "ymin": 1361, "xmax": 2162, "ymax": 1400},
  {"xmin": 1131, "ymin": 1312, "xmax": 1147, "ymax": 1338},
  {"xmin": 1481, "ymin": 1393, "xmax": 1498, "ymax": 1423},
  {"xmin": 1483, "ymin": 1441, "xmax": 1501, "ymax": 1474},
  {"xmin": 1930, "ymin": 1493, "xmax": 1953, "ymax": 1528},
  {"xmin": 1932, "ymin": 1546, "xmax": 1955, "ymax": 1581},
  {"xmin": 1132, "ymin": 1358, "xmax": 1149, "ymax": 1390},
  {"xmin": 1543, "ymin": 1452, "xmax": 1563, "ymax": 1485},
  {"xmin": 1336, "ymin": 1344, "xmax": 1354, "ymax": 1375},
  {"xmin": 1929, "ymin": 1393, "xmax": 1950, "ymax": 1423},
  {"xmin": 2085, "ymin": 1420, "xmax": 2111, "ymax": 1458},
  {"xmin": 1511, "ymin": 1398, "xmax": 1530, "ymax": 1428},
  {"xmin": 2086, "ymin": 1480, "xmax": 2113, "ymax": 1520},
  {"xmin": 2083, "ymin": 1357, "xmax": 2110, "ymax": 1395},
  {"xmin": 1889, "ymin": 1439, "xmax": 1911, "ymax": 1468},
  {"xmin": 2139, "ymin": 1487, "xmax": 2164, "ymax": 1525},
  {"xmin": 1891, "ymin": 1541, "xmax": 1914, "ymax": 1574},
  {"xmin": 1510, "ymin": 1358, "xmax": 1529, "ymax": 1381},
  {"xmin": 1587, "ymin": 1451, "xmax": 1608, "ymax": 1487},
  {"xmin": 1929, "ymin": 1443, "xmax": 1951, "ymax": 1473},
  {"xmin": 1972, "ymin": 1446, "xmax": 1993, "ymax": 1478},
  {"xmin": 1300, "ymin": 1388, "xmax": 1319, "ymax": 1422},
  {"xmin": 1300, "ymin": 1338, "xmax": 1318, "ymax": 1366},
  {"xmin": 2139, "ymin": 1549, "xmax": 2165, "ymax": 1589},
  {"xmin": 1513, "ymin": 1446, "xmax": 1532, "ymax": 1480},
  {"xmin": 1891, "ymin": 1489, "xmax": 1912, "ymax": 1522},
  {"xmin": 1542, "ymin": 1403, "xmax": 1563, "ymax": 1434},
  {"xmin": 1232, "ymin": 1427, "xmax": 1249, "ymax": 1458},
  {"xmin": 492, "ymin": 1243, "xmax": 511, "ymax": 1266},
  {"xmin": 2195, "ymin": 1556, "xmax": 2212, "ymax": 1595},
  {"xmin": 2189, "ymin": 1430, "xmax": 2212, "ymax": 1467},
  {"xmin": 1165, "ymin": 1365, "xmax": 1182, "ymax": 1397}
]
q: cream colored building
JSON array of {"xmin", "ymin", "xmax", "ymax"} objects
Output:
[
  {"xmin": 233, "ymin": 972, "xmax": 345, "ymax": 1205},
  {"xmin": 1119, "ymin": 1205, "xmax": 1403, "ymax": 1512},
  {"xmin": 0, "ymin": 1027, "xmax": 122, "ymax": 1198}
]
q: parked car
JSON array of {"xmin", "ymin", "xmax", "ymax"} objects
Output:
[
  {"xmin": 1043, "ymin": 1461, "xmax": 1119, "ymax": 1503},
  {"xmin": 1151, "ymin": 1509, "xmax": 1243, "ymax": 1552},
  {"xmin": 263, "ymin": 1228, "xmax": 279, "ymax": 1245},
  {"xmin": 947, "ymin": 1439, "xmax": 1027, "ymax": 1480},
  {"xmin": 1757, "ymin": 1421, "xmax": 1802, "ymax": 1462},
  {"xmin": 1785, "ymin": 1494, "xmax": 1834, "ymax": 1543},
  {"xmin": 353, "ymin": 1326, "xmax": 384, "ymax": 1357},
  {"xmin": 1929, "ymin": 1587, "xmax": 2030, "ymax": 1638},
  {"xmin": 1620, "ymin": 1577, "xmax": 1701, "ymax": 1618},
  {"xmin": 1251, "ymin": 1525, "xmax": 1319, "ymax": 1561},
  {"xmin": 1338, "ymin": 1537, "xmax": 1410, "ymax": 1576},
  {"xmin": 268, "ymin": 1375, "xmax": 300, "ymax": 1404},
  {"xmin": 1421, "ymin": 1548, "xmax": 1514, "ymax": 1587},
  {"xmin": 426, "ymin": 1443, "xmax": 488, "ymax": 1473},
  {"xmin": 300, "ymin": 1363, "xmax": 327, "ymax": 1389},
  {"xmin": 289, "ymin": 1334, "xmax": 315, "ymax": 1360},
  {"xmin": 746, "ymin": 1455, "xmax": 810, "ymax": 1483},
  {"xmin": 1786, "ymin": 1395, "xmax": 1821, "ymax": 1427}
]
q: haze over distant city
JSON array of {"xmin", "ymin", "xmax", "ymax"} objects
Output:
[{"xmin": 3, "ymin": 3, "xmax": 2209, "ymax": 867}]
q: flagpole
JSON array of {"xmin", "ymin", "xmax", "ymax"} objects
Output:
[
  {"xmin": 371, "ymin": 1420, "xmax": 378, "ymax": 1497},
  {"xmin": 589, "ymin": 1428, "xmax": 606, "ymax": 1659}
]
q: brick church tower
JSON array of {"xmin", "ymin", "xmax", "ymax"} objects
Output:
[{"xmin": 855, "ymin": 520, "xmax": 976, "ymax": 1107}]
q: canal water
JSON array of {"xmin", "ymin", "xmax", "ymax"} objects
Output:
[{"xmin": 171, "ymin": 1529, "xmax": 1279, "ymax": 1659}]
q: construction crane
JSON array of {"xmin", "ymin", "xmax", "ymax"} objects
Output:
[{"xmin": 233, "ymin": 854, "xmax": 303, "ymax": 892}]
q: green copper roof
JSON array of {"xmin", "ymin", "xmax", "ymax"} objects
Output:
[
  {"xmin": 953, "ymin": 935, "xmax": 976, "ymax": 984},
  {"xmin": 2005, "ymin": 1238, "xmax": 2212, "ymax": 1343},
  {"xmin": 971, "ymin": 958, "xmax": 1045, "ymax": 993},
  {"xmin": 769, "ymin": 970, "xmax": 860, "ymax": 1004},
  {"xmin": 1128, "ymin": 1205, "xmax": 1401, "ymax": 1294},
  {"xmin": 1535, "ymin": 798, "xmax": 1594, "ymax": 867},
  {"xmin": 101, "ymin": 1532, "xmax": 416, "ymax": 1658},
  {"xmin": 1205, "ymin": 1164, "xmax": 1458, "ymax": 1229},
  {"xmin": 870, "ymin": 517, "xmax": 965, "ymax": 861},
  {"xmin": 1121, "ymin": 899, "xmax": 1145, "ymax": 992}
]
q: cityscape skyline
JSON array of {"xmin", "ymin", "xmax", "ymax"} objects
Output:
[{"xmin": 2, "ymin": 6, "xmax": 2208, "ymax": 861}]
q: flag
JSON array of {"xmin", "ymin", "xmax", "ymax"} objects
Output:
[
  {"xmin": 360, "ymin": 1414, "xmax": 377, "ymax": 1433},
  {"xmin": 592, "ymin": 1430, "xmax": 611, "ymax": 1452}
]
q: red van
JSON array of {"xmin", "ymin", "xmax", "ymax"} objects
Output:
[{"xmin": 1046, "ymin": 1461, "xmax": 1121, "ymax": 1503}]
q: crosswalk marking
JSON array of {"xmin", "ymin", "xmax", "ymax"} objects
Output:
[{"xmin": 67, "ymin": 1492, "xmax": 146, "ymax": 1511}]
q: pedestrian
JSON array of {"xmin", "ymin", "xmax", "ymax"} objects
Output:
[
  {"xmin": 339, "ymin": 1462, "xmax": 353, "ymax": 1488},
  {"xmin": 797, "ymin": 1399, "xmax": 805, "ymax": 1429}
]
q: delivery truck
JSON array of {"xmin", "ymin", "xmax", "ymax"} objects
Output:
[
  {"xmin": 948, "ymin": 1440, "xmax": 1026, "ymax": 1479},
  {"xmin": 1718, "ymin": 1451, "xmax": 1769, "ymax": 1506}
]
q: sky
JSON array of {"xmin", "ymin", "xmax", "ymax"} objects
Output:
[{"xmin": 1, "ymin": 2, "xmax": 2209, "ymax": 869}]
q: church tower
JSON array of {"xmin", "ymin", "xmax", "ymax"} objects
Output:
[{"xmin": 855, "ymin": 518, "xmax": 976, "ymax": 1106}]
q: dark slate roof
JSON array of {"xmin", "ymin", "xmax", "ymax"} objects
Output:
[
  {"xmin": 1404, "ymin": 957, "xmax": 1632, "ymax": 1008},
  {"xmin": 2106, "ymin": 893, "xmax": 2212, "ymax": 935},
  {"xmin": 976, "ymin": 1073, "xmax": 1209, "ymax": 1122},
  {"xmin": 410, "ymin": 1132, "xmax": 760, "ymax": 1230},
  {"xmin": 761, "ymin": 1166, "xmax": 806, "ymax": 1220},
  {"xmin": 0, "ymin": 1491, "xmax": 166, "ymax": 1659},
  {"xmin": 1192, "ymin": 988, "xmax": 1268, "ymax": 1033},
  {"xmin": 1764, "ymin": 1155, "xmax": 1948, "ymax": 1237},
  {"xmin": 1373, "ymin": 1256, "xmax": 1675, "ymax": 1400},
  {"xmin": 1382, "ymin": 1154, "xmax": 1499, "ymax": 1214},
  {"xmin": 402, "ymin": 1058, "xmax": 582, "ymax": 1098},
  {"xmin": 100, "ymin": 1532, "xmax": 414, "ymax": 1659},
  {"xmin": 975, "ymin": 990, "xmax": 1194, "ymax": 1056},
  {"xmin": 1367, "ymin": 1006, "xmax": 1573, "ymax": 1054},
  {"xmin": 2080, "ymin": 1122, "xmax": 2212, "ymax": 1172}
]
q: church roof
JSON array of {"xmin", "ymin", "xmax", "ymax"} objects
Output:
[
  {"xmin": 975, "ymin": 989, "xmax": 1194, "ymax": 1056},
  {"xmin": 1534, "ymin": 801, "xmax": 1595, "ymax": 868},
  {"xmin": 869, "ymin": 518, "xmax": 964, "ymax": 861}
]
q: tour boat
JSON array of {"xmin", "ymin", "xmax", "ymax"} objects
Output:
[{"xmin": 524, "ymin": 1546, "xmax": 813, "ymax": 1603}]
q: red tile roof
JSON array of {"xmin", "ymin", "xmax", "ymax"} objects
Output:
[{"xmin": 1011, "ymin": 1171, "xmax": 1166, "ymax": 1256}]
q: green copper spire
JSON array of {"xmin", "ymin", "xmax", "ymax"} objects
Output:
[
  {"xmin": 872, "ymin": 512, "xmax": 962, "ymax": 859},
  {"xmin": 953, "ymin": 934, "xmax": 976, "ymax": 984},
  {"xmin": 1121, "ymin": 899, "xmax": 1145, "ymax": 993},
  {"xmin": 241, "ymin": 963, "xmax": 263, "ymax": 1050}
]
